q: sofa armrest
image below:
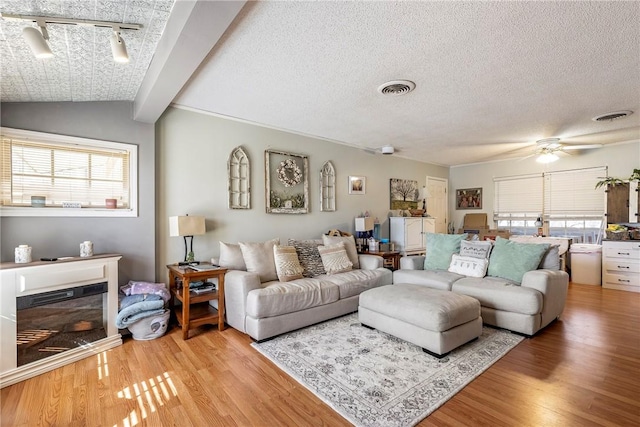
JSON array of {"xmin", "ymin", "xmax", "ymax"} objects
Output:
[
  {"xmin": 400, "ymin": 256, "xmax": 425, "ymax": 270},
  {"xmin": 358, "ymin": 254, "xmax": 384, "ymax": 269},
  {"xmin": 224, "ymin": 270, "xmax": 263, "ymax": 333},
  {"xmin": 521, "ymin": 269, "xmax": 569, "ymax": 326}
]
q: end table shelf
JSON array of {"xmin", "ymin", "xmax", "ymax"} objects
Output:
[{"xmin": 166, "ymin": 264, "xmax": 228, "ymax": 340}]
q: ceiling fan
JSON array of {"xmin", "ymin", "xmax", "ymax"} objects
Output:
[
  {"xmin": 531, "ymin": 138, "xmax": 603, "ymax": 163},
  {"xmin": 363, "ymin": 144, "xmax": 399, "ymax": 155}
]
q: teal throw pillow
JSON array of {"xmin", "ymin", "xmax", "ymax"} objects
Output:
[
  {"xmin": 424, "ymin": 233, "xmax": 468, "ymax": 270},
  {"xmin": 487, "ymin": 237, "xmax": 550, "ymax": 283}
]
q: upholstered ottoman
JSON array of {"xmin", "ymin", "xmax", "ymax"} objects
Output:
[{"xmin": 358, "ymin": 283, "xmax": 482, "ymax": 357}]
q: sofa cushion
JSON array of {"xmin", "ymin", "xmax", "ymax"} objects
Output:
[
  {"xmin": 318, "ymin": 268, "xmax": 389, "ymax": 299},
  {"xmin": 424, "ymin": 233, "xmax": 468, "ymax": 270},
  {"xmin": 487, "ymin": 237, "xmax": 550, "ymax": 283},
  {"xmin": 288, "ymin": 239, "xmax": 326, "ymax": 277},
  {"xmin": 539, "ymin": 244, "xmax": 560, "ymax": 270},
  {"xmin": 459, "ymin": 240, "xmax": 492, "ymax": 259},
  {"xmin": 322, "ymin": 234, "xmax": 360, "ymax": 269},
  {"xmin": 448, "ymin": 254, "xmax": 489, "ymax": 278},
  {"xmin": 273, "ymin": 245, "xmax": 304, "ymax": 282},
  {"xmin": 239, "ymin": 239, "xmax": 280, "ymax": 282},
  {"xmin": 219, "ymin": 241, "xmax": 247, "ymax": 271},
  {"xmin": 246, "ymin": 278, "xmax": 340, "ymax": 318},
  {"xmin": 318, "ymin": 242, "xmax": 353, "ymax": 274},
  {"xmin": 392, "ymin": 269, "xmax": 464, "ymax": 291},
  {"xmin": 452, "ymin": 276, "xmax": 543, "ymax": 315}
]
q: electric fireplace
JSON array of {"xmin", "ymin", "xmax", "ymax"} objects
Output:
[{"xmin": 1, "ymin": 255, "xmax": 122, "ymax": 388}]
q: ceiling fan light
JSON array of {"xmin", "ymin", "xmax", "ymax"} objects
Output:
[
  {"xmin": 536, "ymin": 152, "xmax": 559, "ymax": 164},
  {"xmin": 22, "ymin": 26, "xmax": 53, "ymax": 59},
  {"xmin": 110, "ymin": 31, "xmax": 129, "ymax": 63}
]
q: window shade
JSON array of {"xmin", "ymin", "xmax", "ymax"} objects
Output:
[
  {"xmin": 1, "ymin": 132, "xmax": 132, "ymax": 209},
  {"xmin": 494, "ymin": 174, "xmax": 543, "ymax": 216},
  {"xmin": 543, "ymin": 167, "xmax": 606, "ymax": 217}
]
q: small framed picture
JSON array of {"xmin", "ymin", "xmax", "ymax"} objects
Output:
[
  {"xmin": 456, "ymin": 188, "xmax": 482, "ymax": 210},
  {"xmin": 348, "ymin": 176, "xmax": 366, "ymax": 195}
]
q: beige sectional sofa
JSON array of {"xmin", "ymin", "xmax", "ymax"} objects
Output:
[
  {"xmin": 393, "ymin": 236, "xmax": 569, "ymax": 336},
  {"xmin": 219, "ymin": 237, "xmax": 392, "ymax": 341}
]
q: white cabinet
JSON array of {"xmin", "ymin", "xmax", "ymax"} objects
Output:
[
  {"xmin": 602, "ymin": 241, "xmax": 640, "ymax": 293},
  {"xmin": 389, "ymin": 217, "xmax": 436, "ymax": 255}
]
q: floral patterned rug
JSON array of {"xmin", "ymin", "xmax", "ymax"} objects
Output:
[{"xmin": 252, "ymin": 313, "xmax": 523, "ymax": 427}]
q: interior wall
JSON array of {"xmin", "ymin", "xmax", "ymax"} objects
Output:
[
  {"xmin": 156, "ymin": 107, "xmax": 448, "ymax": 281},
  {"xmin": 0, "ymin": 102, "xmax": 156, "ymax": 284},
  {"xmin": 448, "ymin": 141, "xmax": 640, "ymax": 230}
]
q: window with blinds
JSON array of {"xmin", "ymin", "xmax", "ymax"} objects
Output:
[
  {"xmin": 494, "ymin": 174, "xmax": 544, "ymax": 219},
  {"xmin": 1, "ymin": 127, "xmax": 137, "ymax": 217},
  {"xmin": 543, "ymin": 167, "xmax": 606, "ymax": 218}
]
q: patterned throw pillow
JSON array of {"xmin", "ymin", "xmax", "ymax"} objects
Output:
[
  {"xmin": 318, "ymin": 242, "xmax": 353, "ymax": 275},
  {"xmin": 459, "ymin": 239, "xmax": 493, "ymax": 259},
  {"xmin": 448, "ymin": 254, "xmax": 489, "ymax": 278},
  {"xmin": 322, "ymin": 234, "xmax": 360, "ymax": 269},
  {"xmin": 273, "ymin": 245, "xmax": 304, "ymax": 282},
  {"xmin": 238, "ymin": 239, "xmax": 280, "ymax": 282},
  {"xmin": 288, "ymin": 239, "xmax": 326, "ymax": 277}
]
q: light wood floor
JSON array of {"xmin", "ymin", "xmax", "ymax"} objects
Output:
[{"xmin": 2, "ymin": 283, "xmax": 639, "ymax": 427}]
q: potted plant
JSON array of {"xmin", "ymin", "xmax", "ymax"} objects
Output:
[{"xmin": 595, "ymin": 176, "xmax": 626, "ymax": 189}]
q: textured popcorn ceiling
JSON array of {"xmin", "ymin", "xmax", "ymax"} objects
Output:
[
  {"xmin": 0, "ymin": 0, "xmax": 174, "ymax": 102},
  {"xmin": 1, "ymin": 1, "xmax": 639, "ymax": 166},
  {"xmin": 174, "ymin": 1, "xmax": 640, "ymax": 166}
]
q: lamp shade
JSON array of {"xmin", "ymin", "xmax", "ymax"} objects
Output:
[
  {"xmin": 169, "ymin": 215, "xmax": 206, "ymax": 237},
  {"xmin": 355, "ymin": 217, "xmax": 375, "ymax": 232}
]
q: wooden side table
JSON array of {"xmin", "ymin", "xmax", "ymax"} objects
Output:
[
  {"xmin": 359, "ymin": 250, "xmax": 401, "ymax": 270},
  {"xmin": 166, "ymin": 264, "xmax": 228, "ymax": 340}
]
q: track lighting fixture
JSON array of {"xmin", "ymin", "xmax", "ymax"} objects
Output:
[
  {"xmin": 0, "ymin": 13, "xmax": 141, "ymax": 62},
  {"xmin": 22, "ymin": 20, "xmax": 53, "ymax": 59}
]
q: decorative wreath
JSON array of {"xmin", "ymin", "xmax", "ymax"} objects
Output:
[{"xmin": 277, "ymin": 159, "xmax": 302, "ymax": 187}]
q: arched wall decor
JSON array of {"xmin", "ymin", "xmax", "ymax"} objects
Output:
[
  {"xmin": 228, "ymin": 146, "xmax": 250, "ymax": 209},
  {"xmin": 320, "ymin": 161, "xmax": 336, "ymax": 212}
]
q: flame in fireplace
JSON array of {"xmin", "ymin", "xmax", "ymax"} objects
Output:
[{"xmin": 115, "ymin": 371, "xmax": 178, "ymax": 426}]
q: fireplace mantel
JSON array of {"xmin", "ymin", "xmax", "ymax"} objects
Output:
[{"xmin": 0, "ymin": 255, "xmax": 122, "ymax": 388}]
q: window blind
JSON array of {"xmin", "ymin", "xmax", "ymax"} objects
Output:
[
  {"xmin": 1, "ymin": 132, "xmax": 132, "ymax": 209},
  {"xmin": 494, "ymin": 174, "xmax": 543, "ymax": 217},
  {"xmin": 543, "ymin": 167, "xmax": 606, "ymax": 217}
]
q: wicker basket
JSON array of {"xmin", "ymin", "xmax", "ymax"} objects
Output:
[
  {"xmin": 630, "ymin": 229, "xmax": 640, "ymax": 240},
  {"xmin": 605, "ymin": 230, "xmax": 629, "ymax": 240}
]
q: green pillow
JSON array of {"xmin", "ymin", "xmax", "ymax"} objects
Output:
[
  {"xmin": 487, "ymin": 237, "xmax": 550, "ymax": 283},
  {"xmin": 424, "ymin": 233, "xmax": 468, "ymax": 270}
]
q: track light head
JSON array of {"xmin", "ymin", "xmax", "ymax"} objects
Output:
[
  {"xmin": 110, "ymin": 30, "xmax": 129, "ymax": 63},
  {"xmin": 22, "ymin": 25, "xmax": 53, "ymax": 59}
]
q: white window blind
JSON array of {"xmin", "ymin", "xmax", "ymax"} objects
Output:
[
  {"xmin": 1, "ymin": 128, "xmax": 137, "ymax": 216},
  {"xmin": 543, "ymin": 167, "xmax": 606, "ymax": 217},
  {"xmin": 494, "ymin": 174, "xmax": 543, "ymax": 217}
]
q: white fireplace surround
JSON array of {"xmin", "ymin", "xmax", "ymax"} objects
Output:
[{"xmin": 0, "ymin": 255, "xmax": 122, "ymax": 388}]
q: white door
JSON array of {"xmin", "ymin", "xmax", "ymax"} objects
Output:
[{"xmin": 426, "ymin": 177, "xmax": 448, "ymax": 234}]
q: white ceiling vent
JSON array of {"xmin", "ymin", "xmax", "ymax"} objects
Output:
[
  {"xmin": 592, "ymin": 110, "xmax": 633, "ymax": 122},
  {"xmin": 377, "ymin": 80, "xmax": 416, "ymax": 96}
]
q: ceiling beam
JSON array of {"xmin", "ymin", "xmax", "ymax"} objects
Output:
[{"xmin": 133, "ymin": 0, "xmax": 246, "ymax": 123}]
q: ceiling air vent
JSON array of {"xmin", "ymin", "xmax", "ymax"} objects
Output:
[
  {"xmin": 592, "ymin": 110, "xmax": 633, "ymax": 122},
  {"xmin": 377, "ymin": 80, "xmax": 416, "ymax": 96}
]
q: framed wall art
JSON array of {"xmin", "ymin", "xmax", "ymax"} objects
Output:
[
  {"xmin": 348, "ymin": 176, "xmax": 366, "ymax": 195},
  {"xmin": 456, "ymin": 187, "xmax": 482, "ymax": 209},
  {"xmin": 390, "ymin": 178, "xmax": 419, "ymax": 210},
  {"xmin": 265, "ymin": 149, "xmax": 309, "ymax": 214},
  {"xmin": 228, "ymin": 146, "xmax": 250, "ymax": 209}
]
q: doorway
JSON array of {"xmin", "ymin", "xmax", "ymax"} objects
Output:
[{"xmin": 426, "ymin": 177, "xmax": 448, "ymax": 233}]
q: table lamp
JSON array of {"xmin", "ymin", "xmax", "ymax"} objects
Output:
[
  {"xmin": 169, "ymin": 215, "xmax": 206, "ymax": 265},
  {"xmin": 355, "ymin": 217, "xmax": 375, "ymax": 251}
]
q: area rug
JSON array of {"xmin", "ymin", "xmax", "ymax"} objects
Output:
[{"xmin": 252, "ymin": 313, "xmax": 523, "ymax": 427}]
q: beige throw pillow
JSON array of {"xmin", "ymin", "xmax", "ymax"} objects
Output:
[
  {"xmin": 238, "ymin": 238, "xmax": 280, "ymax": 282},
  {"xmin": 318, "ymin": 242, "xmax": 353, "ymax": 275},
  {"xmin": 273, "ymin": 245, "xmax": 304, "ymax": 282},
  {"xmin": 322, "ymin": 234, "xmax": 360, "ymax": 269},
  {"xmin": 219, "ymin": 241, "xmax": 246, "ymax": 270}
]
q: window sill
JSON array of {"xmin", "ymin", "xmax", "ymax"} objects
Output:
[{"xmin": 0, "ymin": 207, "xmax": 137, "ymax": 218}]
